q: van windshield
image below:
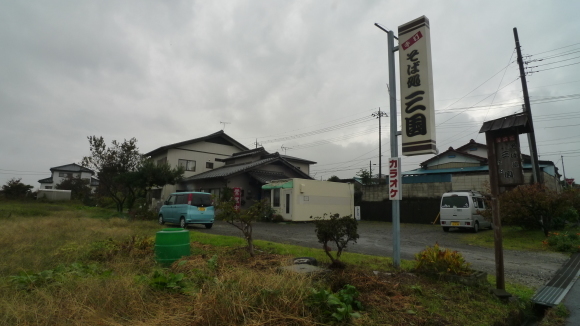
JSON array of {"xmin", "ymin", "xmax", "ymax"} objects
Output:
[
  {"xmin": 441, "ymin": 196, "xmax": 469, "ymax": 208},
  {"xmin": 192, "ymin": 194, "xmax": 213, "ymax": 207}
]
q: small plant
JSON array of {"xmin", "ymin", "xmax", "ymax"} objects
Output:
[
  {"xmin": 415, "ymin": 243, "xmax": 472, "ymax": 276},
  {"xmin": 308, "ymin": 284, "xmax": 362, "ymax": 323},
  {"xmin": 311, "ymin": 213, "xmax": 359, "ymax": 268},
  {"xmin": 543, "ymin": 231, "xmax": 580, "ymax": 252},
  {"xmin": 10, "ymin": 263, "xmax": 111, "ymax": 290},
  {"xmin": 139, "ymin": 269, "xmax": 192, "ymax": 294}
]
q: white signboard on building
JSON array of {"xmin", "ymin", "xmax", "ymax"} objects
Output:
[
  {"xmin": 398, "ymin": 16, "xmax": 437, "ymax": 156},
  {"xmin": 388, "ymin": 158, "xmax": 402, "ymax": 200}
]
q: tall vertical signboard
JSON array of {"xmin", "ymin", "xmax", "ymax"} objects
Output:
[{"xmin": 398, "ymin": 16, "xmax": 437, "ymax": 156}]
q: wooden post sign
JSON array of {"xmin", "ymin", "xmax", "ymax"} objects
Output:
[
  {"xmin": 493, "ymin": 133, "xmax": 524, "ymax": 186},
  {"xmin": 480, "ymin": 113, "xmax": 530, "ymax": 293}
]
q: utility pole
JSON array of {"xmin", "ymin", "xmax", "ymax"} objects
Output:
[
  {"xmin": 375, "ymin": 23, "xmax": 401, "ymax": 268},
  {"xmin": 562, "ymin": 155, "xmax": 567, "ymax": 187},
  {"xmin": 372, "ymin": 108, "xmax": 388, "ymax": 182},
  {"xmin": 369, "ymin": 161, "xmax": 372, "ymax": 180},
  {"xmin": 513, "ymin": 28, "xmax": 542, "ymax": 184}
]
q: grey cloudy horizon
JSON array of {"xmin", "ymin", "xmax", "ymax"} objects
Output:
[{"xmin": 2, "ymin": 0, "xmax": 580, "ymax": 189}]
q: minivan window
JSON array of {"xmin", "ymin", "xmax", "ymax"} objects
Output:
[
  {"xmin": 192, "ymin": 194, "xmax": 213, "ymax": 207},
  {"xmin": 175, "ymin": 194, "xmax": 188, "ymax": 205},
  {"xmin": 441, "ymin": 196, "xmax": 469, "ymax": 208},
  {"xmin": 167, "ymin": 195, "xmax": 176, "ymax": 205}
]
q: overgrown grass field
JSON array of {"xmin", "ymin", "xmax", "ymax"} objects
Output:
[{"xmin": 0, "ymin": 200, "xmax": 539, "ymax": 325}]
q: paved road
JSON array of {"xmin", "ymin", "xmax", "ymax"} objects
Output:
[{"xmin": 190, "ymin": 220, "xmax": 569, "ymax": 289}]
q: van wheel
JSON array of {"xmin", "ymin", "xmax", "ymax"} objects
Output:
[
  {"xmin": 442, "ymin": 227, "xmax": 450, "ymax": 232},
  {"xmin": 180, "ymin": 217, "xmax": 187, "ymax": 229},
  {"xmin": 204, "ymin": 223, "xmax": 213, "ymax": 229},
  {"xmin": 472, "ymin": 222, "xmax": 479, "ymax": 233},
  {"xmin": 158, "ymin": 215, "xmax": 165, "ymax": 225}
]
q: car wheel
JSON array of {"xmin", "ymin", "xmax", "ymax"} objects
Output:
[
  {"xmin": 180, "ymin": 217, "xmax": 187, "ymax": 229},
  {"xmin": 158, "ymin": 215, "xmax": 164, "ymax": 225},
  {"xmin": 472, "ymin": 221, "xmax": 479, "ymax": 233},
  {"xmin": 204, "ymin": 223, "xmax": 213, "ymax": 229},
  {"xmin": 442, "ymin": 227, "xmax": 450, "ymax": 232}
]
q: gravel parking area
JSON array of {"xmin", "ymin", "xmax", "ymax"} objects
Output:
[{"xmin": 190, "ymin": 220, "xmax": 569, "ymax": 289}]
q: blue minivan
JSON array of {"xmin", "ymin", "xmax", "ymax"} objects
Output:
[{"xmin": 158, "ymin": 192, "xmax": 215, "ymax": 229}]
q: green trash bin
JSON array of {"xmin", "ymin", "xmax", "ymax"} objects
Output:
[{"xmin": 155, "ymin": 228, "xmax": 190, "ymax": 266}]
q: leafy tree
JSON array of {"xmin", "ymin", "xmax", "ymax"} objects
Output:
[
  {"xmin": 356, "ymin": 168, "xmax": 372, "ymax": 185},
  {"xmin": 2, "ymin": 178, "xmax": 33, "ymax": 199},
  {"xmin": 215, "ymin": 192, "xmax": 267, "ymax": 257},
  {"xmin": 311, "ymin": 213, "xmax": 359, "ymax": 268},
  {"xmin": 497, "ymin": 183, "xmax": 567, "ymax": 236},
  {"xmin": 81, "ymin": 136, "xmax": 143, "ymax": 212},
  {"xmin": 56, "ymin": 176, "xmax": 92, "ymax": 201},
  {"xmin": 119, "ymin": 160, "xmax": 184, "ymax": 210},
  {"xmin": 327, "ymin": 175, "xmax": 341, "ymax": 182}
]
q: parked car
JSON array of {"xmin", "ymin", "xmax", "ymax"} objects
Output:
[
  {"xmin": 158, "ymin": 192, "xmax": 214, "ymax": 229},
  {"xmin": 440, "ymin": 190, "xmax": 491, "ymax": 233}
]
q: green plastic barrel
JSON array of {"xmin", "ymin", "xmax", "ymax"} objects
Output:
[{"xmin": 155, "ymin": 228, "xmax": 190, "ymax": 266}]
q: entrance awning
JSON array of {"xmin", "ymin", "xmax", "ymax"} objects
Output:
[{"xmin": 262, "ymin": 179, "xmax": 293, "ymax": 189}]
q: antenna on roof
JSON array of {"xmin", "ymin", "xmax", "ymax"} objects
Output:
[
  {"xmin": 220, "ymin": 121, "xmax": 231, "ymax": 130},
  {"xmin": 254, "ymin": 139, "xmax": 262, "ymax": 148},
  {"xmin": 280, "ymin": 144, "xmax": 292, "ymax": 155}
]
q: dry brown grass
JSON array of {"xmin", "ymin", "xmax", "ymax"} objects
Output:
[{"xmin": 0, "ymin": 204, "xmax": 526, "ymax": 326}]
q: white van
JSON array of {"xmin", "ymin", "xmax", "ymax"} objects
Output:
[{"xmin": 440, "ymin": 191, "xmax": 491, "ymax": 233}]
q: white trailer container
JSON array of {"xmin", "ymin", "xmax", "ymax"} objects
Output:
[
  {"xmin": 262, "ymin": 178, "xmax": 354, "ymax": 222},
  {"xmin": 37, "ymin": 189, "xmax": 72, "ymax": 201}
]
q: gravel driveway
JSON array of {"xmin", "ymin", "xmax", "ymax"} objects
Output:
[{"xmin": 190, "ymin": 220, "xmax": 569, "ymax": 289}]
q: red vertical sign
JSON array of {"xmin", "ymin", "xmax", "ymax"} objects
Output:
[
  {"xmin": 233, "ymin": 187, "xmax": 241, "ymax": 211},
  {"xmin": 389, "ymin": 158, "xmax": 402, "ymax": 200}
]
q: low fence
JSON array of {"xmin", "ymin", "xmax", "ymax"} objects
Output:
[{"xmin": 359, "ymin": 198, "xmax": 440, "ymax": 224}]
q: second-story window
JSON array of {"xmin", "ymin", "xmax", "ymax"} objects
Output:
[
  {"xmin": 178, "ymin": 159, "xmax": 196, "ymax": 171},
  {"xmin": 206, "ymin": 162, "xmax": 214, "ymax": 169}
]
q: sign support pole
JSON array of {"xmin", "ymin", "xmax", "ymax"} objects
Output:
[
  {"xmin": 375, "ymin": 23, "xmax": 401, "ymax": 268},
  {"xmin": 388, "ymin": 29, "xmax": 401, "ymax": 268}
]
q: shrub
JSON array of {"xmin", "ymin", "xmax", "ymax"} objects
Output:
[
  {"xmin": 543, "ymin": 232, "xmax": 580, "ymax": 253},
  {"xmin": 414, "ymin": 243, "xmax": 472, "ymax": 276},
  {"xmin": 311, "ymin": 213, "xmax": 359, "ymax": 268}
]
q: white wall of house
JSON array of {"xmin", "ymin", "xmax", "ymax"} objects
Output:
[
  {"xmin": 150, "ymin": 140, "xmax": 244, "ymax": 200},
  {"xmin": 425, "ymin": 154, "xmax": 481, "ymax": 168},
  {"xmin": 284, "ymin": 160, "xmax": 310, "ymax": 175},
  {"xmin": 40, "ymin": 171, "xmax": 94, "ymax": 190},
  {"xmin": 459, "ymin": 146, "xmax": 488, "ymax": 158}
]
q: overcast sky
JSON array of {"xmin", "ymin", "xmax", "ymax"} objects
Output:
[{"xmin": 2, "ymin": 0, "xmax": 580, "ymax": 189}]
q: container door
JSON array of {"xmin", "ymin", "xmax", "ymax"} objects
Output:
[{"xmin": 281, "ymin": 189, "xmax": 292, "ymax": 220}]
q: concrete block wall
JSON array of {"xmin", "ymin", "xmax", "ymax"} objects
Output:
[{"xmin": 451, "ymin": 174, "xmax": 489, "ymax": 192}]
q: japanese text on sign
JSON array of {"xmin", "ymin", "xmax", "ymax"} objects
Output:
[
  {"xmin": 233, "ymin": 187, "xmax": 241, "ymax": 211},
  {"xmin": 389, "ymin": 158, "xmax": 402, "ymax": 200},
  {"xmin": 398, "ymin": 16, "xmax": 436, "ymax": 156}
]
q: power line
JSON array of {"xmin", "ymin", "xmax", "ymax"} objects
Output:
[{"xmin": 530, "ymin": 42, "xmax": 580, "ymax": 56}]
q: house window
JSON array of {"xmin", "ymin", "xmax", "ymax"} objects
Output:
[
  {"xmin": 178, "ymin": 159, "xmax": 196, "ymax": 171},
  {"xmin": 273, "ymin": 189, "xmax": 280, "ymax": 207},
  {"xmin": 206, "ymin": 162, "xmax": 214, "ymax": 169},
  {"xmin": 157, "ymin": 157, "xmax": 167, "ymax": 166},
  {"xmin": 45, "ymin": 186, "xmax": 53, "ymax": 189},
  {"xmin": 59, "ymin": 172, "xmax": 73, "ymax": 178}
]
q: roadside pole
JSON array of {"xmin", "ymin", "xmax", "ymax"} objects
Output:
[
  {"xmin": 388, "ymin": 29, "xmax": 401, "ymax": 268},
  {"xmin": 375, "ymin": 23, "xmax": 401, "ymax": 268}
]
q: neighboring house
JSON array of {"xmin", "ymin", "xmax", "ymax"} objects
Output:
[
  {"xmin": 145, "ymin": 130, "xmax": 250, "ymax": 200},
  {"xmin": 38, "ymin": 163, "xmax": 99, "ymax": 191},
  {"xmin": 400, "ymin": 138, "xmax": 562, "ymax": 198},
  {"xmin": 360, "ymin": 138, "xmax": 562, "ymax": 201},
  {"xmin": 179, "ymin": 147, "xmax": 315, "ymax": 209}
]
